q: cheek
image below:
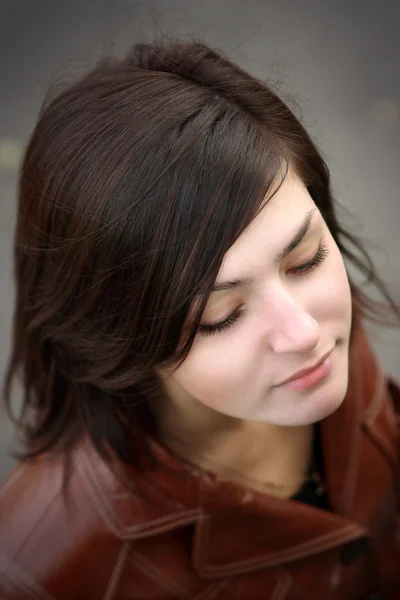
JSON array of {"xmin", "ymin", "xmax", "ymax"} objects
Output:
[
  {"xmin": 313, "ymin": 244, "xmax": 352, "ymax": 322},
  {"xmin": 172, "ymin": 336, "xmax": 257, "ymax": 410}
]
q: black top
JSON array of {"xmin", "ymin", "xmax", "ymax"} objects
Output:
[{"xmin": 291, "ymin": 424, "xmax": 330, "ymax": 510}]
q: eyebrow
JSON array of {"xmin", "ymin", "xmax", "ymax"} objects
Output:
[{"xmin": 211, "ymin": 208, "xmax": 316, "ymax": 293}]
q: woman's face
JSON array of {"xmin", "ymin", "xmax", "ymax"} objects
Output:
[{"xmin": 162, "ymin": 171, "xmax": 352, "ymax": 427}]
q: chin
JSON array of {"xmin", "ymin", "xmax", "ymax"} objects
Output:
[
  {"xmin": 293, "ymin": 370, "xmax": 349, "ymax": 425},
  {"xmin": 272, "ymin": 396, "xmax": 346, "ymax": 427},
  {"xmin": 262, "ymin": 363, "xmax": 349, "ymax": 427},
  {"xmin": 304, "ymin": 394, "xmax": 345, "ymax": 424}
]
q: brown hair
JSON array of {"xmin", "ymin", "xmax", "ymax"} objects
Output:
[{"xmin": 3, "ymin": 36, "xmax": 399, "ymax": 469}]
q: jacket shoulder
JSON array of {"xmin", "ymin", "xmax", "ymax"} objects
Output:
[{"xmin": 0, "ymin": 448, "xmax": 125, "ymax": 600}]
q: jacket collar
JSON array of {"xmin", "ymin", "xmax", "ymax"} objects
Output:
[{"xmin": 75, "ymin": 327, "xmax": 397, "ymax": 577}]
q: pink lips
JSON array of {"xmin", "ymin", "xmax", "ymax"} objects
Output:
[{"xmin": 278, "ymin": 349, "xmax": 334, "ymax": 391}]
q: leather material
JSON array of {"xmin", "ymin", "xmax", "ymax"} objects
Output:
[{"xmin": 1, "ymin": 326, "xmax": 400, "ymax": 599}]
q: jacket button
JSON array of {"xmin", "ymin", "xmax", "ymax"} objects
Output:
[{"xmin": 339, "ymin": 538, "xmax": 369, "ymax": 565}]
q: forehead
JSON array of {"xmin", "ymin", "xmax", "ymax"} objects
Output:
[{"xmin": 220, "ymin": 172, "xmax": 315, "ymax": 271}]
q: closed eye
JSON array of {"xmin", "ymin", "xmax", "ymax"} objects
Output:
[
  {"xmin": 288, "ymin": 240, "xmax": 329, "ymax": 275},
  {"xmin": 198, "ymin": 241, "xmax": 329, "ymax": 336},
  {"xmin": 198, "ymin": 307, "xmax": 244, "ymax": 336}
]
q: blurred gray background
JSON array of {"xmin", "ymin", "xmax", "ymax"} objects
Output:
[{"xmin": 1, "ymin": 0, "xmax": 399, "ymax": 482}]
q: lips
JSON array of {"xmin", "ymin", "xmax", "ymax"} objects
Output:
[{"xmin": 277, "ymin": 349, "xmax": 333, "ymax": 386}]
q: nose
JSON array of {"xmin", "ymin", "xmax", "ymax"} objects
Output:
[{"xmin": 266, "ymin": 292, "xmax": 320, "ymax": 354}]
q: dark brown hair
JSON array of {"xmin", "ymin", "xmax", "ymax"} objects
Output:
[{"xmin": 3, "ymin": 36, "xmax": 399, "ymax": 469}]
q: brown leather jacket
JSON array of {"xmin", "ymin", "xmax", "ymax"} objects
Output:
[{"xmin": 1, "ymin": 327, "xmax": 400, "ymax": 600}]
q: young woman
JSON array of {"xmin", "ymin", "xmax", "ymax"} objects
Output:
[{"xmin": 1, "ymin": 37, "xmax": 400, "ymax": 600}]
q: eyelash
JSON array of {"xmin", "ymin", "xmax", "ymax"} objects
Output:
[
  {"xmin": 289, "ymin": 240, "xmax": 329, "ymax": 275},
  {"xmin": 198, "ymin": 241, "xmax": 330, "ymax": 337}
]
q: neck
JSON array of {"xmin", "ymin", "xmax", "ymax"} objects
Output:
[{"xmin": 152, "ymin": 387, "xmax": 314, "ymax": 498}]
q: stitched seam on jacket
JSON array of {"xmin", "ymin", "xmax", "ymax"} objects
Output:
[
  {"xmin": 0, "ymin": 464, "xmax": 26, "ymax": 500},
  {"xmin": 223, "ymin": 569, "xmax": 291, "ymax": 600},
  {"xmin": 130, "ymin": 553, "xmax": 189, "ymax": 599},
  {"xmin": 194, "ymin": 578, "xmax": 231, "ymax": 600},
  {"xmin": 0, "ymin": 556, "xmax": 56, "ymax": 600},
  {"xmin": 341, "ymin": 347, "xmax": 364, "ymax": 516},
  {"xmin": 365, "ymin": 367, "xmax": 386, "ymax": 423},
  {"xmin": 368, "ymin": 422, "xmax": 398, "ymax": 465},
  {"xmin": 102, "ymin": 541, "xmax": 131, "ymax": 600},
  {"xmin": 76, "ymin": 447, "xmax": 203, "ymax": 538},
  {"xmin": 2, "ymin": 485, "xmax": 61, "ymax": 564},
  {"xmin": 270, "ymin": 571, "xmax": 293, "ymax": 600},
  {"xmin": 199, "ymin": 524, "xmax": 365, "ymax": 575}
]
